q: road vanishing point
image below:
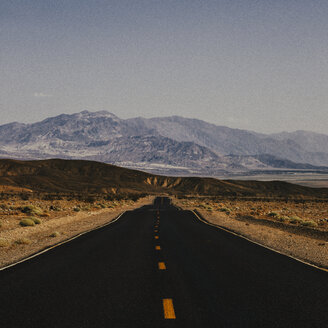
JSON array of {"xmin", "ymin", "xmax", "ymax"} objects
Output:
[{"xmin": 1, "ymin": 197, "xmax": 327, "ymax": 327}]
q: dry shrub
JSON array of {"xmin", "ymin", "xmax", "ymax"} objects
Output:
[
  {"xmin": 0, "ymin": 238, "xmax": 10, "ymax": 247},
  {"xmin": 21, "ymin": 205, "xmax": 43, "ymax": 216},
  {"xmin": 29, "ymin": 216, "xmax": 42, "ymax": 224},
  {"xmin": 19, "ymin": 218, "xmax": 35, "ymax": 227},
  {"xmin": 301, "ymin": 220, "xmax": 318, "ymax": 227},
  {"xmin": 15, "ymin": 238, "xmax": 31, "ymax": 245}
]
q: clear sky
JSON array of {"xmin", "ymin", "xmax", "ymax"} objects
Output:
[{"xmin": 1, "ymin": 0, "xmax": 327, "ymax": 133}]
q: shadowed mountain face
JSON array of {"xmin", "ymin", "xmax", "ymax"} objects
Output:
[
  {"xmin": 0, "ymin": 159, "xmax": 327, "ymax": 198},
  {"xmin": 0, "ymin": 110, "xmax": 327, "ymax": 175}
]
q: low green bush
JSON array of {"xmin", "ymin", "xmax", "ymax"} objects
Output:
[
  {"xmin": 29, "ymin": 216, "xmax": 42, "ymax": 224},
  {"xmin": 301, "ymin": 220, "xmax": 318, "ymax": 227},
  {"xmin": 21, "ymin": 205, "xmax": 42, "ymax": 215},
  {"xmin": 288, "ymin": 216, "xmax": 303, "ymax": 224},
  {"xmin": 49, "ymin": 205, "xmax": 61, "ymax": 211},
  {"xmin": 268, "ymin": 212, "xmax": 279, "ymax": 217},
  {"xmin": 277, "ymin": 215, "xmax": 290, "ymax": 222},
  {"xmin": 19, "ymin": 218, "xmax": 35, "ymax": 227},
  {"xmin": 50, "ymin": 231, "xmax": 60, "ymax": 237},
  {"xmin": 219, "ymin": 207, "xmax": 231, "ymax": 214}
]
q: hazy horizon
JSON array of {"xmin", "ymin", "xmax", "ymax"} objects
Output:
[
  {"xmin": 1, "ymin": 1, "xmax": 327, "ymax": 134},
  {"xmin": 1, "ymin": 109, "xmax": 327, "ymax": 136}
]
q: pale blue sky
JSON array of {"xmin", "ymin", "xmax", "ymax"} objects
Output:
[{"xmin": 1, "ymin": 0, "xmax": 327, "ymax": 133}]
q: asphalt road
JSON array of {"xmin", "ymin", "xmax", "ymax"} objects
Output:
[{"xmin": 1, "ymin": 197, "xmax": 327, "ymax": 327}]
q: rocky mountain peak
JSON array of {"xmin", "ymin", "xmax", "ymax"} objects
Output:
[{"xmin": 0, "ymin": 110, "xmax": 327, "ymax": 176}]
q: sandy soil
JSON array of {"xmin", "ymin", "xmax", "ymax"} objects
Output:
[
  {"xmin": 174, "ymin": 198, "xmax": 328, "ymax": 270},
  {"xmin": 0, "ymin": 196, "xmax": 153, "ymax": 269}
]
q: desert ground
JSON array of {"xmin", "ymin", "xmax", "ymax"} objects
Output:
[{"xmin": 221, "ymin": 172, "xmax": 328, "ymax": 188}]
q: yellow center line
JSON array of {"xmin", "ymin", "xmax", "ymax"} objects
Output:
[
  {"xmin": 163, "ymin": 299, "xmax": 176, "ymax": 319},
  {"xmin": 155, "ymin": 245, "xmax": 161, "ymax": 250},
  {"xmin": 155, "ymin": 236, "xmax": 159, "ymax": 239},
  {"xmin": 158, "ymin": 262, "xmax": 166, "ymax": 270}
]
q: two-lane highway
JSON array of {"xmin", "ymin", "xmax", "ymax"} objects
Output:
[{"xmin": 1, "ymin": 197, "xmax": 327, "ymax": 327}]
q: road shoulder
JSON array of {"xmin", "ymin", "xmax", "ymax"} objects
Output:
[
  {"xmin": 175, "ymin": 200, "xmax": 328, "ymax": 270},
  {"xmin": 0, "ymin": 196, "xmax": 153, "ymax": 269}
]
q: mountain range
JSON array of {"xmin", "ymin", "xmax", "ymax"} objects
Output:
[{"xmin": 0, "ymin": 110, "xmax": 327, "ymax": 176}]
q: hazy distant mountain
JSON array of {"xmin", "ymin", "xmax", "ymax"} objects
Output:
[
  {"xmin": 134, "ymin": 116, "xmax": 328, "ymax": 166},
  {"xmin": 270, "ymin": 130, "xmax": 328, "ymax": 154},
  {"xmin": 0, "ymin": 110, "xmax": 327, "ymax": 175}
]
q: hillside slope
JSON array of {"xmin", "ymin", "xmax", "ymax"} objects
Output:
[{"xmin": 0, "ymin": 159, "xmax": 327, "ymax": 198}]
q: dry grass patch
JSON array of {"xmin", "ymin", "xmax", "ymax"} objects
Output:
[
  {"xmin": 0, "ymin": 238, "xmax": 10, "ymax": 247},
  {"xmin": 177, "ymin": 197, "xmax": 328, "ymax": 231},
  {"xmin": 15, "ymin": 238, "xmax": 31, "ymax": 245}
]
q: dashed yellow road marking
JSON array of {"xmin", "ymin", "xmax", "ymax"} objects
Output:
[
  {"xmin": 158, "ymin": 262, "xmax": 166, "ymax": 270},
  {"xmin": 163, "ymin": 299, "xmax": 176, "ymax": 319},
  {"xmin": 155, "ymin": 236, "xmax": 159, "ymax": 239},
  {"xmin": 155, "ymin": 245, "xmax": 161, "ymax": 250}
]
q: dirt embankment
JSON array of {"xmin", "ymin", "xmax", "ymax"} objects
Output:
[
  {"xmin": 0, "ymin": 196, "xmax": 154, "ymax": 269},
  {"xmin": 174, "ymin": 198, "xmax": 328, "ymax": 270}
]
